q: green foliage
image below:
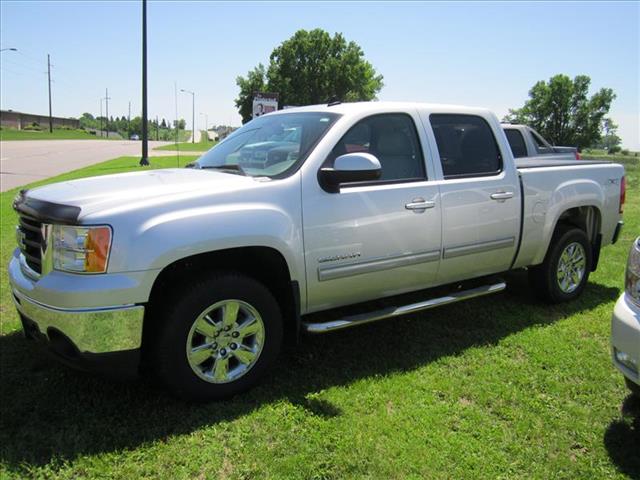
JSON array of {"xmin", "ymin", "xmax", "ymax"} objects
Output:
[
  {"xmin": 235, "ymin": 63, "xmax": 267, "ymax": 124},
  {"xmin": 235, "ymin": 29, "xmax": 384, "ymax": 123},
  {"xmin": 595, "ymin": 118, "xmax": 622, "ymax": 153},
  {"xmin": 78, "ymin": 113, "xmax": 187, "ymax": 141},
  {"xmin": 504, "ymin": 74, "xmax": 616, "ymax": 149}
]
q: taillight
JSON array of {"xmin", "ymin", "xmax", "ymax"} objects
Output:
[
  {"xmin": 575, "ymin": 151, "xmax": 581, "ymax": 160},
  {"xmin": 620, "ymin": 176, "xmax": 626, "ymax": 214}
]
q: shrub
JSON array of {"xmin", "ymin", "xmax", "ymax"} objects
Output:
[
  {"xmin": 608, "ymin": 145, "xmax": 622, "ymax": 154},
  {"xmin": 22, "ymin": 122, "xmax": 42, "ymax": 131},
  {"xmin": 620, "ymin": 149, "xmax": 630, "ymax": 156}
]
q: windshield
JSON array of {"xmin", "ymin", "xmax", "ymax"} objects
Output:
[{"xmin": 195, "ymin": 112, "xmax": 340, "ymax": 177}]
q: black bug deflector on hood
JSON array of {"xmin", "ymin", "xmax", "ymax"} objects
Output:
[{"xmin": 13, "ymin": 189, "xmax": 81, "ymax": 225}]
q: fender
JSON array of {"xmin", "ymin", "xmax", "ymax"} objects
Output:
[{"xmin": 530, "ymin": 178, "xmax": 605, "ymax": 266}]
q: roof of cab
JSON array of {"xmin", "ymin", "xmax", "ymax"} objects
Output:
[{"xmin": 267, "ymin": 101, "xmax": 495, "ymax": 118}]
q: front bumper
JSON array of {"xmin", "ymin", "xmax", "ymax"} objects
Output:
[
  {"xmin": 611, "ymin": 293, "xmax": 640, "ymax": 387},
  {"xmin": 12, "ymin": 287, "xmax": 144, "ymax": 353},
  {"xmin": 8, "ymin": 249, "xmax": 148, "ymax": 375}
]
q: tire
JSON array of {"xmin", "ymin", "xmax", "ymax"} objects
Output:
[
  {"xmin": 626, "ymin": 377, "xmax": 640, "ymax": 397},
  {"xmin": 528, "ymin": 226, "xmax": 592, "ymax": 304},
  {"xmin": 152, "ymin": 272, "xmax": 283, "ymax": 401}
]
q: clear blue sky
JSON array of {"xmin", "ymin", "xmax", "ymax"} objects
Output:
[{"xmin": 1, "ymin": 1, "xmax": 638, "ymax": 148}]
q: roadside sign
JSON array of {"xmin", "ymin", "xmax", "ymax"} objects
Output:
[{"xmin": 252, "ymin": 92, "xmax": 278, "ymax": 119}]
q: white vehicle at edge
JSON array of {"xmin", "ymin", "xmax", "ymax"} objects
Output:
[
  {"xmin": 9, "ymin": 101, "xmax": 626, "ymax": 401},
  {"xmin": 611, "ymin": 237, "xmax": 640, "ymax": 396}
]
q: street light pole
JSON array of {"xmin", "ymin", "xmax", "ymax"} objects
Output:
[
  {"xmin": 104, "ymin": 88, "xmax": 111, "ymax": 138},
  {"xmin": 140, "ymin": 0, "xmax": 149, "ymax": 166},
  {"xmin": 180, "ymin": 89, "xmax": 195, "ymax": 143},
  {"xmin": 47, "ymin": 54, "xmax": 53, "ymax": 133}
]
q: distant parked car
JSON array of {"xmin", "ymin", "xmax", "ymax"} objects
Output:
[
  {"xmin": 130, "ymin": 134, "xmax": 140, "ymax": 141},
  {"xmin": 611, "ymin": 236, "xmax": 640, "ymax": 396}
]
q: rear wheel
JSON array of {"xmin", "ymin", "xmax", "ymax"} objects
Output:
[
  {"xmin": 153, "ymin": 272, "xmax": 283, "ymax": 401},
  {"xmin": 529, "ymin": 227, "xmax": 592, "ymax": 303}
]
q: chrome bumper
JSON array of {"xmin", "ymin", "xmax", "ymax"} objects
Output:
[
  {"xmin": 611, "ymin": 293, "xmax": 640, "ymax": 386},
  {"xmin": 12, "ymin": 288, "xmax": 144, "ymax": 354}
]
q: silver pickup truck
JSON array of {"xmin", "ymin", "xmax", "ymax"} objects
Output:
[
  {"xmin": 9, "ymin": 102, "xmax": 625, "ymax": 400},
  {"xmin": 502, "ymin": 123, "xmax": 580, "ymax": 160}
]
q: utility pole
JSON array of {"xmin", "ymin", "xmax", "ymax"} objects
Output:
[
  {"xmin": 104, "ymin": 88, "xmax": 111, "ymax": 138},
  {"xmin": 128, "ymin": 101, "xmax": 131, "ymax": 137},
  {"xmin": 99, "ymin": 98, "xmax": 103, "ymax": 137},
  {"xmin": 47, "ymin": 54, "xmax": 53, "ymax": 133},
  {"xmin": 140, "ymin": 0, "xmax": 149, "ymax": 165}
]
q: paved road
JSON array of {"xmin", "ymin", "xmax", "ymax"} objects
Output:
[{"xmin": 0, "ymin": 139, "xmax": 173, "ymax": 192}]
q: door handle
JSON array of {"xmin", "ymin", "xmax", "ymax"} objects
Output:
[
  {"xmin": 490, "ymin": 191, "xmax": 514, "ymax": 201},
  {"xmin": 405, "ymin": 199, "xmax": 436, "ymax": 210}
]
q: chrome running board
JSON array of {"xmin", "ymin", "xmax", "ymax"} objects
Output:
[{"xmin": 302, "ymin": 281, "xmax": 506, "ymax": 334}]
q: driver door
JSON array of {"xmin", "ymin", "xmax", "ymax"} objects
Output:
[{"xmin": 302, "ymin": 112, "xmax": 442, "ymax": 312}]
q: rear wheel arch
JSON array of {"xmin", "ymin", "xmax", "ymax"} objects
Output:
[{"xmin": 546, "ymin": 205, "xmax": 602, "ymax": 269}]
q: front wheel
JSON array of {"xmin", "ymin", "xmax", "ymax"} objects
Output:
[
  {"xmin": 152, "ymin": 272, "xmax": 283, "ymax": 401},
  {"xmin": 529, "ymin": 227, "xmax": 592, "ymax": 304}
]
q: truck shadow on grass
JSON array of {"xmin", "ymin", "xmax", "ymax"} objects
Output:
[
  {"xmin": 604, "ymin": 394, "xmax": 640, "ymax": 480},
  {"xmin": 0, "ymin": 272, "xmax": 620, "ymax": 472}
]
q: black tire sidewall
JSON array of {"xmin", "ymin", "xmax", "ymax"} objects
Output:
[
  {"xmin": 154, "ymin": 272, "xmax": 283, "ymax": 401},
  {"xmin": 541, "ymin": 228, "xmax": 592, "ymax": 303}
]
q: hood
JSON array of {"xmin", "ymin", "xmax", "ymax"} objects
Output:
[{"xmin": 26, "ymin": 168, "xmax": 260, "ymax": 220}]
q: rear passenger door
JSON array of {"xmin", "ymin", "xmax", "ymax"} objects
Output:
[{"xmin": 424, "ymin": 113, "xmax": 521, "ymax": 284}]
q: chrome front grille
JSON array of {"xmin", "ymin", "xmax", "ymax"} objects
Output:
[{"xmin": 16, "ymin": 215, "xmax": 43, "ymax": 274}]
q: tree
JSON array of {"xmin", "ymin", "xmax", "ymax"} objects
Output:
[
  {"xmin": 235, "ymin": 29, "xmax": 384, "ymax": 124},
  {"xmin": 598, "ymin": 118, "xmax": 622, "ymax": 153},
  {"xmin": 504, "ymin": 74, "xmax": 616, "ymax": 149},
  {"xmin": 235, "ymin": 64, "xmax": 267, "ymax": 124},
  {"xmin": 161, "ymin": 118, "xmax": 167, "ymax": 128}
]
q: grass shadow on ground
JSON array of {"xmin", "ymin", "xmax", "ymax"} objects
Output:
[
  {"xmin": 0, "ymin": 273, "xmax": 619, "ymax": 471},
  {"xmin": 604, "ymin": 393, "xmax": 640, "ymax": 479}
]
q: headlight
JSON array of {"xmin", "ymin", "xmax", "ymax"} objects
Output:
[
  {"xmin": 52, "ymin": 225, "xmax": 112, "ymax": 273},
  {"xmin": 626, "ymin": 237, "xmax": 640, "ymax": 306}
]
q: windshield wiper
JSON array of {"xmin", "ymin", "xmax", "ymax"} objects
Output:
[{"xmin": 199, "ymin": 164, "xmax": 247, "ymax": 176}]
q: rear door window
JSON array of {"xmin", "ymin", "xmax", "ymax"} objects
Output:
[
  {"xmin": 504, "ymin": 129, "xmax": 528, "ymax": 158},
  {"xmin": 430, "ymin": 114, "xmax": 502, "ymax": 178}
]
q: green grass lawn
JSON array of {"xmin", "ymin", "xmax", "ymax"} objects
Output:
[
  {"xmin": 154, "ymin": 130, "xmax": 218, "ymax": 152},
  {"xmin": 0, "ymin": 155, "xmax": 638, "ymax": 479},
  {"xmin": 0, "ymin": 128, "xmax": 106, "ymax": 141}
]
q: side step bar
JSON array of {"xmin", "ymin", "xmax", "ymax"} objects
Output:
[{"xmin": 302, "ymin": 281, "xmax": 506, "ymax": 334}]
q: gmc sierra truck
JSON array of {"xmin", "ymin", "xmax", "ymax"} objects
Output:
[
  {"xmin": 9, "ymin": 102, "xmax": 625, "ymax": 401},
  {"xmin": 502, "ymin": 123, "xmax": 580, "ymax": 160}
]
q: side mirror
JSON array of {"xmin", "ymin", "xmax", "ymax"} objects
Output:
[{"xmin": 318, "ymin": 153, "xmax": 382, "ymax": 193}]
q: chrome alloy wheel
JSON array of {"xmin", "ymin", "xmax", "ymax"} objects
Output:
[
  {"xmin": 186, "ymin": 299, "xmax": 265, "ymax": 384},
  {"xmin": 556, "ymin": 242, "xmax": 587, "ymax": 294}
]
